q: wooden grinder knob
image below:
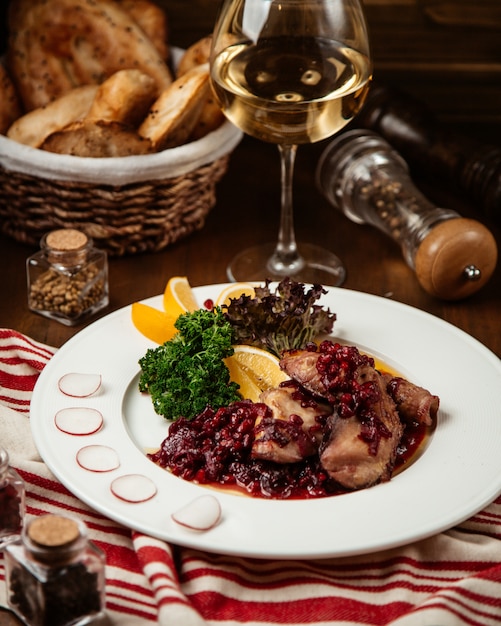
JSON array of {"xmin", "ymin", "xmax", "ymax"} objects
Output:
[{"xmin": 415, "ymin": 218, "xmax": 498, "ymax": 300}]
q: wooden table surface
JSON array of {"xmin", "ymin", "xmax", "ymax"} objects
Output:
[
  {"xmin": 1, "ymin": 130, "xmax": 500, "ymax": 626},
  {"xmin": 1, "ymin": 2, "xmax": 500, "ymax": 624},
  {"xmin": 1, "ymin": 131, "xmax": 500, "ymax": 357}
]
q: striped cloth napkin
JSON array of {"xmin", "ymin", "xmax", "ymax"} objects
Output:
[{"xmin": 1, "ymin": 328, "xmax": 500, "ymax": 626}]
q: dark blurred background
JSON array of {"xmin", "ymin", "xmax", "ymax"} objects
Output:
[{"xmin": 1, "ymin": 0, "xmax": 500, "ymax": 141}]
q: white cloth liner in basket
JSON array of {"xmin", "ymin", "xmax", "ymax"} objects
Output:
[
  {"xmin": 0, "ymin": 47, "xmax": 243, "ymax": 184},
  {"xmin": 0, "ymin": 120, "xmax": 242, "ymax": 184}
]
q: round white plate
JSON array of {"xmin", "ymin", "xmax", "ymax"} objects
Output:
[{"xmin": 30, "ymin": 285, "xmax": 501, "ymax": 559}]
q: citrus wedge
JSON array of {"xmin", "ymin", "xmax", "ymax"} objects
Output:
[
  {"xmin": 163, "ymin": 276, "xmax": 198, "ymax": 317},
  {"xmin": 226, "ymin": 344, "xmax": 289, "ymax": 400},
  {"xmin": 131, "ymin": 302, "xmax": 177, "ymax": 344},
  {"xmin": 215, "ymin": 282, "xmax": 256, "ymax": 307},
  {"xmin": 224, "ymin": 357, "xmax": 263, "ymax": 403}
]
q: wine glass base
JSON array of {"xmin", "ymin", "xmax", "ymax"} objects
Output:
[{"xmin": 227, "ymin": 242, "xmax": 346, "ymax": 286}]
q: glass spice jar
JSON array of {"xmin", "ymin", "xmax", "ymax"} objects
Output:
[
  {"xmin": 316, "ymin": 129, "xmax": 498, "ymax": 300},
  {"xmin": 0, "ymin": 447, "xmax": 25, "ymax": 548},
  {"xmin": 4, "ymin": 514, "xmax": 106, "ymax": 626},
  {"xmin": 26, "ymin": 228, "xmax": 109, "ymax": 326}
]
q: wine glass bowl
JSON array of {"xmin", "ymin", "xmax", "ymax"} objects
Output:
[{"xmin": 210, "ymin": 0, "xmax": 372, "ymax": 284}]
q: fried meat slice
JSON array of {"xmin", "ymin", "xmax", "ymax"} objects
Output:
[
  {"xmin": 252, "ymin": 382, "xmax": 332, "ymax": 464},
  {"xmin": 280, "ymin": 343, "xmax": 404, "ymax": 489},
  {"xmin": 383, "ymin": 375, "xmax": 439, "ymax": 426},
  {"xmin": 319, "ymin": 368, "xmax": 403, "ymax": 489}
]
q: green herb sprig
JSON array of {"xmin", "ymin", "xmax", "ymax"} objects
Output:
[
  {"xmin": 223, "ymin": 277, "xmax": 336, "ymax": 357},
  {"xmin": 138, "ymin": 307, "xmax": 240, "ymax": 421}
]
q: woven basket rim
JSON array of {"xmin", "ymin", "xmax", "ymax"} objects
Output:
[
  {"xmin": 0, "ymin": 121, "xmax": 242, "ymax": 184},
  {"xmin": 0, "ymin": 47, "xmax": 242, "ymax": 185}
]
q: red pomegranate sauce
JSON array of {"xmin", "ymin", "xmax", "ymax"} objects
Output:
[{"xmin": 148, "ymin": 398, "xmax": 429, "ymax": 500}]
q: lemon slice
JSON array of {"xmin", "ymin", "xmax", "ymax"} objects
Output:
[
  {"xmin": 215, "ymin": 282, "xmax": 256, "ymax": 307},
  {"xmin": 226, "ymin": 344, "xmax": 289, "ymax": 401},
  {"xmin": 163, "ymin": 276, "xmax": 198, "ymax": 317},
  {"xmin": 224, "ymin": 358, "xmax": 263, "ymax": 403},
  {"xmin": 131, "ymin": 302, "xmax": 177, "ymax": 344}
]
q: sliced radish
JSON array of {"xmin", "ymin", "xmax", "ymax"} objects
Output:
[
  {"xmin": 55, "ymin": 407, "xmax": 103, "ymax": 435},
  {"xmin": 76, "ymin": 445, "xmax": 120, "ymax": 472},
  {"xmin": 171, "ymin": 495, "xmax": 222, "ymax": 531},
  {"xmin": 110, "ymin": 474, "xmax": 157, "ymax": 503},
  {"xmin": 58, "ymin": 373, "xmax": 102, "ymax": 397}
]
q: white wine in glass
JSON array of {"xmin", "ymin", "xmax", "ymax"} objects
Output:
[{"xmin": 210, "ymin": 0, "xmax": 372, "ymax": 284}]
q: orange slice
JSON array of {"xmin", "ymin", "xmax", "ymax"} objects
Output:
[
  {"xmin": 224, "ymin": 357, "xmax": 263, "ymax": 403},
  {"xmin": 215, "ymin": 282, "xmax": 256, "ymax": 307},
  {"xmin": 226, "ymin": 344, "xmax": 289, "ymax": 400},
  {"xmin": 163, "ymin": 276, "xmax": 198, "ymax": 317},
  {"xmin": 131, "ymin": 302, "xmax": 177, "ymax": 344}
]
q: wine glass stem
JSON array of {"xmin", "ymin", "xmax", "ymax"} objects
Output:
[{"xmin": 267, "ymin": 144, "xmax": 305, "ymax": 275}]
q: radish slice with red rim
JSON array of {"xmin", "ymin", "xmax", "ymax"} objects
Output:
[
  {"xmin": 76, "ymin": 445, "xmax": 120, "ymax": 472},
  {"xmin": 171, "ymin": 494, "xmax": 222, "ymax": 531},
  {"xmin": 58, "ymin": 373, "xmax": 102, "ymax": 397},
  {"xmin": 110, "ymin": 474, "xmax": 157, "ymax": 503},
  {"xmin": 55, "ymin": 407, "xmax": 103, "ymax": 435}
]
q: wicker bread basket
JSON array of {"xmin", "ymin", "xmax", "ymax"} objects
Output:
[{"xmin": 0, "ymin": 50, "xmax": 242, "ymax": 256}]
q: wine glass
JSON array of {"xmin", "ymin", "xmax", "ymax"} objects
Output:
[{"xmin": 210, "ymin": 0, "xmax": 372, "ymax": 285}]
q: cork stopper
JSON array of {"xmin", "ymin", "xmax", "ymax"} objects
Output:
[
  {"xmin": 415, "ymin": 218, "xmax": 498, "ymax": 300},
  {"xmin": 42, "ymin": 229, "xmax": 91, "ymax": 266},
  {"xmin": 28, "ymin": 515, "xmax": 80, "ymax": 548},
  {"xmin": 46, "ymin": 229, "xmax": 88, "ymax": 252}
]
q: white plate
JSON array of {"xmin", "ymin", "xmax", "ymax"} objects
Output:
[{"xmin": 30, "ymin": 285, "xmax": 501, "ymax": 559}]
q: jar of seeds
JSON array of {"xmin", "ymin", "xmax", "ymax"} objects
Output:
[
  {"xmin": 0, "ymin": 447, "xmax": 25, "ymax": 547},
  {"xmin": 316, "ymin": 129, "xmax": 497, "ymax": 300},
  {"xmin": 4, "ymin": 514, "xmax": 106, "ymax": 626},
  {"xmin": 26, "ymin": 229, "xmax": 109, "ymax": 325}
]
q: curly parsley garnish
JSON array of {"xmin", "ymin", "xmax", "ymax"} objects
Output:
[{"xmin": 138, "ymin": 307, "xmax": 240, "ymax": 421}]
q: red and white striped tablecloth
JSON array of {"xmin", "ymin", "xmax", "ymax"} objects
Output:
[{"xmin": 1, "ymin": 328, "xmax": 500, "ymax": 625}]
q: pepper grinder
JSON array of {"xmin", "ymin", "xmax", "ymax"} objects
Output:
[
  {"xmin": 355, "ymin": 82, "xmax": 501, "ymax": 226},
  {"xmin": 316, "ymin": 129, "xmax": 498, "ymax": 300}
]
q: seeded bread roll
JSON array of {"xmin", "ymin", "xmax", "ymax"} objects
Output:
[
  {"xmin": 176, "ymin": 36, "xmax": 213, "ymax": 77},
  {"xmin": 176, "ymin": 37, "xmax": 226, "ymax": 140},
  {"xmin": 0, "ymin": 64, "xmax": 22, "ymax": 135},
  {"xmin": 190, "ymin": 93, "xmax": 226, "ymax": 141},
  {"xmin": 40, "ymin": 119, "xmax": 155, "ymax": 157},
  {"xmin": 86, "ymin": 70, "xmax": 159, "ymax": 128},
  {"xmin": 116, "ymin": 0, "xmax": 170, "ymax": 62},
  {"xmin": 139, "ymin": 64, "xmax": 211, "ymax": 151},
  {"xmin": 7, "ymin": 85, "xmax": 99, "ymax": 148},
  {"xmin": 7, "ymin": 0, "xmax": 173, "ymax": 112}
]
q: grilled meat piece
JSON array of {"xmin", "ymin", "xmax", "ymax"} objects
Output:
[
  {"xmin": 279, "ymin": 349, "xmax": 328, "ymax": 396},
  {"xmin": 319, "ymin": 368, "xmax": 403, "ymax": 489},
  {"xmin": 281, "ymin": 343, "xmax": 405, "ymax": 489},
  {"xmin": 252, "ymin": 383, "xmax": 332, "ymax": 464},
  {"xmin": 383, "ymin": 375, "xmax": 439, "ymax": 426}
]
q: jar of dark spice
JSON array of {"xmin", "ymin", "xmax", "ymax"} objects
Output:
[
  {"xmin": 316, "ymin": 130, "xmax": 498, "ymax": 300},
  {"xmin": 26, "ymin": 229, "xmax": 109, "ymax": 326},
  {"xmin": 4, "ymin": 514, "xmax": 106, "ymax": 626},
  {"xmin": 0, "ymin": 447, "xmax": 25, "ymax": 547}
]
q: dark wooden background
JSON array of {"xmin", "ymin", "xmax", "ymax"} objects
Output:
[
  {"xmin": 0, "ymin": 5, "xmax": 500, "ymax": 623},
  {"xmin": 163, "ymin": 0, "xmax": 501, "ymax": 132},
  {"xmin": 1, "ymin": 0, "xmax": 501, "ymax": 133}
]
